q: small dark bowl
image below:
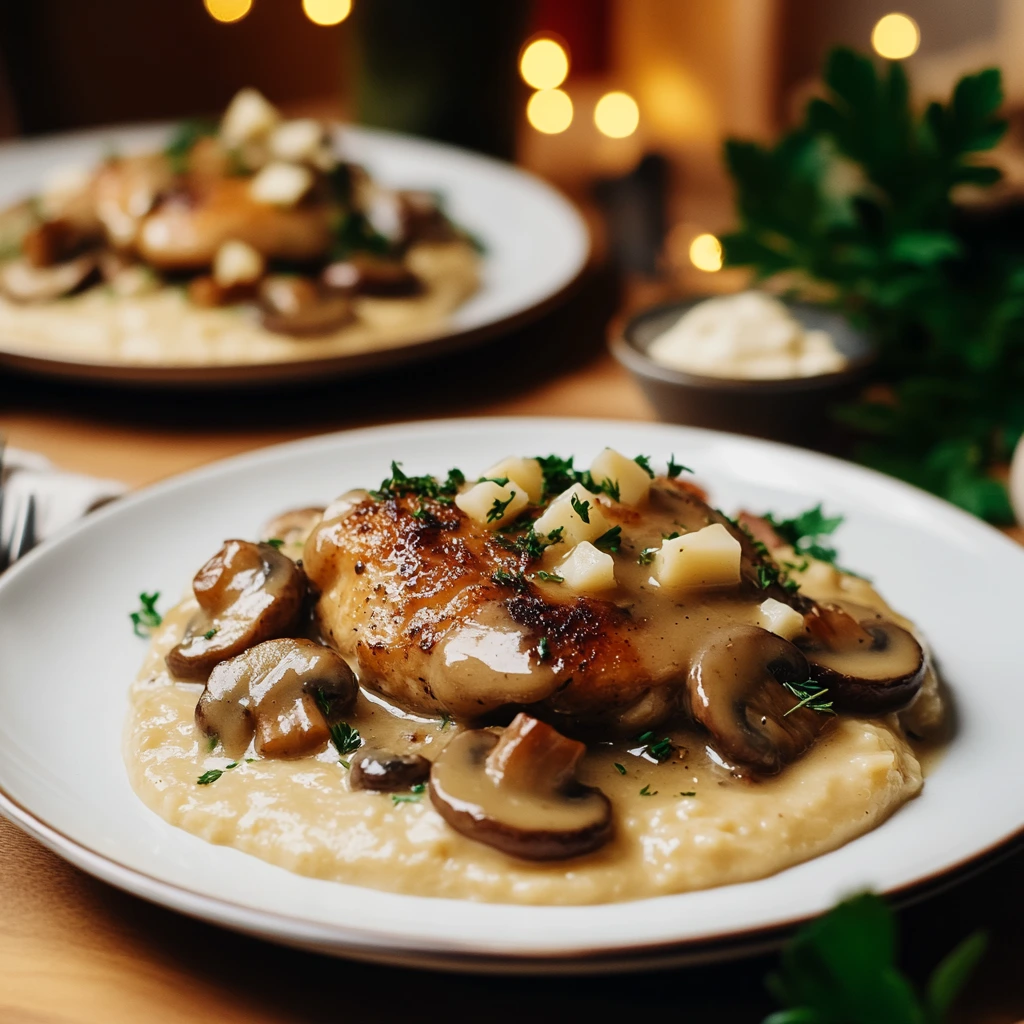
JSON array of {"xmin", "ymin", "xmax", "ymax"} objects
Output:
[{"xmin": 610, "ymin": 297, "xmax": 875, "ymax": 445}]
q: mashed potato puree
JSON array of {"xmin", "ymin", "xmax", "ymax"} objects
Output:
[{"xmin": 125, "ymin": 596, "xmax": 923, "ymax": 906}]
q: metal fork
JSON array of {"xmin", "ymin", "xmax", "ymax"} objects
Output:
[{"xmin": 0, "ymin": 441, "xmax": 39, "ymax": 574}]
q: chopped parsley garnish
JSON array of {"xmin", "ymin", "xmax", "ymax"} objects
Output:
[
  {"xmin": 203, "ymin": 627, "xmax": 219, "ymax": 640},
  {"xmin": 663, "ymin": 530, "xmax": 682, "ymax": 540},
  {"xmin": 491, "ymin": 568, "xmax": 527, "ymax": 589},
  {"xmin": 438, "ymin": 712, "xmax": 453, "ymax": 731},
  {"xmin": 495, "ymin": 524, "xmax": 564, "ymax": 560},
  {"xmin": 782, "ymin": 680, "xmax": 835, "ymax": 716},
  {"xmin": 478, "ymin": 476, "xmax": 510, "ymax": 486},
  {"xmin": 206, "ymin": 735, "xmax": 218, "ymax": 753},
  {"xmin": 637, "ymin": 546, "xmax": 658, "ymax": 566},
  {"xmin": 535, "ymin": 570, "xmax": 564, "ymax": 583},
  {"xmin": 678, "ymin": 791, "xmax": 697, "ymax": 798},
  {"xmin": 537, "ymin": 636, "xmax": 551, "ymax": 661},
  {"xmin": 639, "ymin": 784, "xmax": 657, "ymax": 796},
  {"xmin": 392, "ymin": 782, "xmax": 426, "ymax": 806},
  {"xmin": 601, "ymin": 479, "xmax": 621, "ymax": 503},
  {"xmin": 613, "ymin": 763, "xmax": 627, "ymax": 775},
  {"xmin": 646, "ymin": 736, "xmax": 674, "ymax": 762},
  {"xmin": 130, "ymin": 592, "xmax": 162, "ymax": 637},
  {"xmin": 533, "ymin": 454, "xmax": 623, "ymax": 502},
  {"xmin": 764, "ymin": 504, "xmax": 844, "ymax": 566},
  {"xmin": 329, "ymin": 722, "xmax": 362, "ymax": 757},
  {"xmin": 757, "ymin": 564, "xmax": 780, "ymax": 590},
  {"xmin": 487, "ymin": 491, "xmax": 517, "ymax": 523},
  {"xmin": 570, "ymin": 493, "xmax": 591, "ymax": 523},
  {"xmin": 265, "ymin": 538, "xmax": 285, "ymax": 549},
  {"xmin": 633, "ymin": 455, "xmax": 655, "ymax": 478},
  {"xmin": 594, "ymin": 525, "xmax": 622, "ymax": 553},
  {"xmin": 315, "ymin": 688, "xmax": 335, "ymax": 717},
  {"xmin": 196, "ymin": 760, "xmax": 241, "ymax": 786},
  {"xmin": 667, "ymin": 454, "xmax": 692, "ymax": 478},
  {"xmin": 371, "ymin": 462, "xmax": 465, "ymax": 504}
]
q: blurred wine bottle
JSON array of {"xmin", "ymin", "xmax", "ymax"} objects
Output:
[{"xmin": 351, "ymin": 0, "xmax": 531, "ymax": 160}]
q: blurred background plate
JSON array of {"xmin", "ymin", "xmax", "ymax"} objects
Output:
[{"xmin": 0, "ymin": 124, "xmax": 589, "ymax": 387}]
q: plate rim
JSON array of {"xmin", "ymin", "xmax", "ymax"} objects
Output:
[
  {"xmin": 0, "ymin": 124, "xmax": 590, "ymax": 388},
  {"xmin": 2, "ymin": 415, "xmax": 1024, "ymax": 967}
]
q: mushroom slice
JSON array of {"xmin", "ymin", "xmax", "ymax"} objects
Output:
[
  {"xmin": 686, "ymin": 625, "xmax": 828, "ymax": 774},
  {"xmin": 799, "ymin": 605, "xmax": 926, "ymax": 714},
  {"xmin": 350, "ymin": 748, "xmax": 431, "ymax": 792},
  {"xmin": 0, "ymin": 254, "xmax": 97, "ymax": 303},
  {"xmin": 429, "ymin": 713, "xmax": 613, "ymax": 861},
  {"xmin": 322, "ymin": 254, "xmax": 422, "ymax": 297},
  {"xmin": 195, "ymin": 638, "xmax": 357, "ymax": 759},
  {"xmin": 166, "ymin": 539, "xmax": 306, "ymax": 680},
  {"xmin": 258, "ymin": 275, "xmax": 351, "ymax": 336}
]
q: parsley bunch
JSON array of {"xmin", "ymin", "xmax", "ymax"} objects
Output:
[
  {"xmin": 371, "ymin": 462, "xmax": 465, "ymax": 503},
  {"xmin": 764, "ymin": 893, "xmax": 985, "ymax": 1023},
  {"xmin": 722, "ymin": 47, "xmax": 1022, "ymax": 522}
]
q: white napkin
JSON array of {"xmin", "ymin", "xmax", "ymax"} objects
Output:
[{"xmin": 1, "ymin": 447, "xmax": 126, "ymax": 542}]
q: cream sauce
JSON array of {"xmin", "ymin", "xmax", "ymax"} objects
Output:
[{"xmin": 0, "ymin": 241, "xmax": 477, "ymax": 367}]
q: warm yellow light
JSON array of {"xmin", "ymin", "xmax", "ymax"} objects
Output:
[
  {"xmin": 204, "ymin": 0, "xmax": 252, "ymax": 22},
  {"xmin": 526, "ymin": 89, "xmax": 573, "ymax": 135},
  {"xmin": 519, "ymin": 38, "xmax": 569, "ymax": 90},
  {"xmin": 303, "ymin": 0, "xmax": 352, "ymax": 25},
  {"xmin": 871, "ymin": 13, "xmax": 920, "ymax": 59},
  {"xmin": 689, "ymin": 234, "xmax": 723, "ymax": 273},
  {"xmin": 594, "ymin": 91, "xmax": 640, "ymax": 139}
]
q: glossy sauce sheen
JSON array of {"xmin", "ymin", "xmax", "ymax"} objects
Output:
[{"xmin": 125, "ymin": 476, "xmax": 937, "ymax": 904}]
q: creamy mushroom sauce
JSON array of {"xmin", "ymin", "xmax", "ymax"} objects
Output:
[
  {"xmin": 125, "ymin": 475, "xmax": 939, "ymax": 905},
  {"xmin": 0, "ymin": 240, "xmax": 477, "ymax": 367}
]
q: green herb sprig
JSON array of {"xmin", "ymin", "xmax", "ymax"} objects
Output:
[
  {"xmin": 130, "ymin": 592, "xmax": 162, "ymax": 637},
  {"xmin": 782, "ymin": 679, "xmax": 835, "ymax": 716}
]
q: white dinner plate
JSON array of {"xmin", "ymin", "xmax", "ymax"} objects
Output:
[
  {"xmin": 1, "ymin": 418, "xmax": 1022, "ymax": 973},
  {"xmin": 0, "ymin": 126, "xmax": 588, "ymax": 386}
]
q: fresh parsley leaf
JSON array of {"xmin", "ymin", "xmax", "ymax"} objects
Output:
[
  {"xmin": 601, "ymin": 478, "xmax": 621, "ymax": 502},
  {"xmin": 371, "ymin": 462, "xmax": 465, "ymax": 503},
  {"xmin": 614, "ymin": 763, "xmax": 627, "ymax": 775},
  {"xmin": 438, "ymin": 712, "xmax": 453, "ymax": 731},
  {"xmin": 392, "ymin": 782, "xmax": 426, "ymax": 806},
  {"xmin": 203, "ymin": 627, "xmax": 218, "ymax": 640},
  {"xmin": 315, "ymin": 688, "xmax": 335, "ymax": 717},
  {"xmin": 764, "ymin": 505, "xmax": 845, "ymax": 567},
  {"xmin": 678, "ymin": 791, "xmax": 696, "ymax": 797},
  {"xmin": 646, "ymin": 736, "xmax": 674, "ymax": 762},
  {"xmin": 537, "ymin": 636, "xmax": 551, "ymax": 661},
  {"xmin": 535, "ymin": 570, "xmax": 564, "ymax": 583},
  {"xmin": 594, "ymin": 525, "xmax": 622, "ymax": 553},
  {"xmin": 667, "ymin": 455, "xmax": 692, "ymax": 478},
  {"xmin": 782, "ymin": 680, "xmax": 835, "ymax": 716},
  {"xmin": 570, "ymin": 493, "xmax": 591, "ymax": 523},
  {"xmin": 478, "ymin": 476, "xmax": 510, "ymax": 486},
  {"xmin": 487, "ymin": 491, "xmax": 517, "ymax": 523},
  {"xmin": 633, "ymin": 455, "xmax": 655, "ymax": 478},
  {"xmin": 197, "ymin": 769, "xmax": 223, "ymax": 785},
  {"xmin": 639, "ymin": 784, "xmax": 657, "ymax": 796},
  {"xmin": 206, "ymin": 735, "xmax": 218, "ymax": 753},
  {"xmin": 638, "ymin": 546, "xmax": 658, "ymax": 565},
  {"xmin": 130, "ymin": 592, "xmax": 162, "ymax": 637},
  {"xmin": 265, "ymin": 538, "xmax": 285, "ymax": 549},
  {"xmin": 329, "ymin": 722, "xmax": 362, "ymax": 757},
  {"xmin": 491, "ymin": 568, "xmax": 527, "ymax": 589}
]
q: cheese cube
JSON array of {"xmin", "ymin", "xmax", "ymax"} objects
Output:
[
  {"xmin": 270, "ymin": 119, "xmax": 327, "ymax": 164},
  {"xmin": 756, "ymin": 598, "xmax": 805, "ymax": 640},
  {"xmin": 455, "ymin": 480, "xmax": 528, "ymax": 530},
  {"xmin": 589, "ymin": 448, "xmax": 652, "ymax": 506},
  {"xmin": 249, "ymin": 162, "xmax": 314, "ymax": 207},
  {"xmin": 558, "ymin": 541, "xmax": 616, "ymax": 594},
  {"xmin": 213, "ymin": 240, "xmax": 265, "ymax": 287},
  {"xmin": 221, "ymin": 88, "xmax": 281, "ymax": 145},
  {"xmin": 532, "ymin": 484, "xmax": 609, "ymax": 547},
  {"xmin": 654, "ymin": 523, "xmax": 741, "ymax": 590},
  {"xmin": 483, "ymin": 456, "xmax": 544, "ymax": 504}
]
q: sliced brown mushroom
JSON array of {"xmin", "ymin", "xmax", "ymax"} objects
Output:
[
  {"xmin": 350, "ymin": 748, "xmax": 431, "ymax": 792},
  {"xmin": 166, "ymin": 539, "xmax": 306, "ymax": 681},
  {"xmin": 686, "ymin": 625, "xmax": 828, "ymax": 774},
  {"xmin": 0, "ymin": 254, "xmax": 97, "ymax": 303},
  {"xmin": 429, "ymin": 713, "xmax": 613, "ymax": 861},
  {"xmin": 21, "ymin": 218, "xmax": 97, "ymax": 268},
  {"xmin": 799, "ymin": 604, "xmax": 926, "ymax": 714},
  {"xmin": 187, "ymin": 274, "xmax": 259, "ymax": 308},
  {"xmin": 258, "ymin": 274, "xmax": 351, "ymax": 336},
  {"xmin": 195, "ymin": 637, "xmax": 357, "ymax": 759},
  {"xmin": 322, "ymin": 254, "xmax": 422, "ymax": 297}
]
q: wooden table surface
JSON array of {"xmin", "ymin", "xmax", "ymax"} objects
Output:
[{"xmin": 1, "ymin": 274, "xmax": 1022, "ymax": 1023}]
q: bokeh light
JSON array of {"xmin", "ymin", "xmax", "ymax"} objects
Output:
[
  {"xmin": 519, "ymin": 38, "xmax": 570, "ymax": 91},
  {"xmin": 689, "ymin": 234, "xmax": 723, "ymax": 273},
  {"xmin": 527, "ymin": 89, "xmax": 574, "ymax": 135},
  {"xmin": 871, "ymin": 13, "xmax": 920, "ymax": 59},
  {"xmin": 302, "ymin": 0, "xmax": 352, "ymax": 25},
  {"xmin": 204, "ymin": 0, "xmax": 252, "ymax": 23},
  {"xmin": 594, "ymin": 91, "xmax": 640, "ymax": 139}
]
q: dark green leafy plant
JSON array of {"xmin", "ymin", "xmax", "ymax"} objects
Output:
[
  {"xmin": 722, "ymin": 47, "xmax": 1024, "ymax": 522},
  {"xmin": 763, "ymin": 893, "xmax": 986, "ymax": 1023}
]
